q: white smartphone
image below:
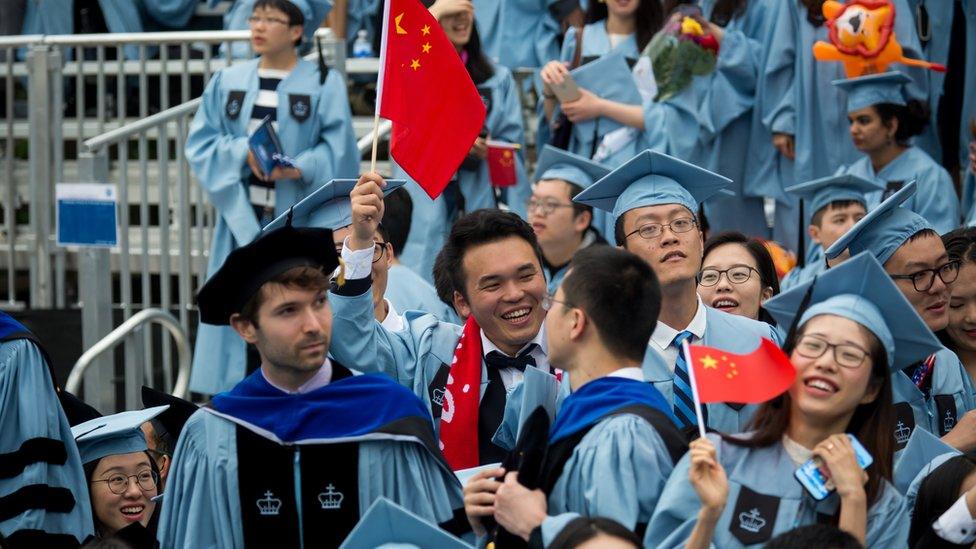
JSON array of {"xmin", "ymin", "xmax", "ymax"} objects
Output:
[{"xmin": 551, "ymin": 73, "xmax": 582, "ymax": 104}]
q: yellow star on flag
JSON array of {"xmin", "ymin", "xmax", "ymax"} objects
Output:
[
  {"xmin": 421, "ymin": 24, "xmax": 431, "ymax": 35},
  {"xmin": 410, "ymin": 59, "xmax": 421, "ymax": 70},
  {"xmin": 700, "ymin": 355, "xmax": 718, "ymax": 369},
  {"xmin": 422, "ymin": 42, "xmax": 432, "ymax": 53}
]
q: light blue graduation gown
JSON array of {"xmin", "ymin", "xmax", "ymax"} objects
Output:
[
  {"xmin": 0, "ymin": 338, "xmax": 94, "ymax": 543},
  {"xmin": 185, "ymin": 57, "xmax": 359, "ymax": 395},
  {"xmin": 906, "ymin": 0, "xmax": 976, "ymax": 168},
  {"xmin": 385, "ymin": 264, "xmax": 460, "ymax": 325},
  {"xmin": 157, "ymin": 409, "xmax": 463, "ymax": 547},
  {"xmin": 345, "ymin": 0, "xmax": 381, "ymax": 53},
  {"xmin": 475, "ymin": 0, "xmax": 561, "ymax": 70},
  {"xmin": 21, "ymin": 0, "xmax": 144, "ymax": 58},
  {"xmin": 328, "ymin": 283, "xmax": 563, "ymax": 449},
  {"xmin": 537, "ymin": 414, "xmax": 679, "ymax": 545},
  {"xmin": 142, "ymin": 0, "xmax": 198, "ymax": 29},
  {"xmin": 761, "ymin": 0, "xmax": 929, "ymax": 189},
  {"xmin": 964, "ymin": 169, "xmax": 976, "ymax": 226},
  {"xmin": 842, "ymin": 147, "xmax": 960, "ymax": 234},
  {"xmin": 642, "ymin": 306, "xmax": 782, "ymax": 434},
  {"xmin": 891, "ymin": 346, "xmax": 976, "ymax": 449},
  {"xmin": 398, "ymin": 62, "xmax": 529, "ymax": 285},
  {"xmin": 645, "ymin": 433, "xmax": 909, "ymax": 548},
  {"xmin": 780, "ymin": 246, "xmax": 826, "ymax": 292}
]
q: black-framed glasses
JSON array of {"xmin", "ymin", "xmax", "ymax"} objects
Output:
[
  {"xmin": 334, "ymin": 241, "xmax": 389, "ymax": 264},
  {"xmin": 541, "ymin": 293, "xmax": 572, "ymax": 311},
  {"xmin": 91, "ymin": 469, "xmax": 158, "ymax": 495},
  {"xmin": 793, "ymin": 334, "xmax": 868, "ymax": 369},
  {"xmin": 697, "ymin": 265, "xmax": 759, "ymax": 287},
  {"xmin": 890, "ymin": 260, "xmax": 960, "ymax": 292},
  {"xmin": 247, "ymin": 15, "xmax": 291, "ymax": 26},
  {"xmin": 624, "ymin": 217, "xmax": 697, "ymax": 240},
  {"xmin": 527, "ymin": 198, "xmax": 575, "ymax": 216}
]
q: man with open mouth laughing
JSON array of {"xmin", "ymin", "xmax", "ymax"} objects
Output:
[
  {"xmin": 825, "ymin": 182, "xmax": 976, "ymax": 454},
  {"xmin": 574, "ymin": 150, "xmax": 781, "ymax": 436}
]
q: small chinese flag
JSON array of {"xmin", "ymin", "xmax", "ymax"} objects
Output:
[
  {"xmin": 486, "ymin": 140, "xmax": 519, "ymax": 187},
  {"xmin": 687, "ymin": 338, "xmax": 795, "ymax": 404},
  {"xmin": 376, "ymin": 0, "xmax": 486, "ymax": 199}
]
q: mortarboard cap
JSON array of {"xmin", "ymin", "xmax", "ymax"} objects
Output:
[
  {"xmin": 534, "ymin": 145, "xmax": 611, "ymax": 189},
  {"xmin": 573, "ymin": 149, "xmax": 732, "ymax": 243},
  {"xmin": 263, "ymin": 178, "xmax": 407, "ymax": 232},
  {"xmin": 785, "ymin": 173, "xmax": 884, "ymax": 218},
  {"xmin": 58, "ymin": 390, "xmax": 103, "ymax": 427},
  {"xmin": 141, "ymin": 386, "xmax": 199, "ymax": 442},
  {"xmin": 824, "ymin": 181, "xmax": 932, "ymax": 264},
  {"xmin": 763, "ymin": 252, "xmax": 942, "ymax": 371},
  {"xmin": 570, "ymin": 50, "xmax": 643, "ymax": 140},
  {"xmin": 72, "ymin": 406, "xmax": 169, "ymax": 464},
  {"xmin": 339, "ymin": 497, "xmax": 473, "ymax": 549},
  {"xmin": 893, "ymin": 427, "xmax": 960, "ymax": 494},
  {"xmin": 281, "ymin": 0, "xmax": 333, "ymax": 44},
  {"xmin": 833, "ymin": 71, "xmax": 912, "ymax": 114},
  {"xmin": 196, "ymin": 225, "xmax": 339, "ymax": 325}
]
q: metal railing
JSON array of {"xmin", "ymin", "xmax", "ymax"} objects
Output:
[{"xmin": 65, "ymin": 308, "xmax": 191, "ymax": 408}]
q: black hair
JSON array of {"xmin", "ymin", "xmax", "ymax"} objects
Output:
[
  {"xmin": 908, "ymin": 455, "xmax": 976, "ymax": 548},
  {"xmin": 810, "ymin": 199, "xmax": 863, "ymax": 227},
  {"xmin": 382, "ymin": 187, "xmax": 413, "ymax": 257},
  {"xmin": 800, "ymin": 0, "xmax": 827, "ymax": 27},
  {"xmin": 418, "ymin": 0, "xmax": 495, "ymax": 84},
  {"xmin": 253, "ymin": 0, "xmax": 306, "ymax": 47},
  {"xmin": 84, "ymin": 452, "xmax": 162, "ymax": 538},
  {"xmin": 938, "ymin": 227, "xmax": 976, "ymax": 364},
  {"xmin": 907, "ymin": 227, "xmax": 941, "ymax": 245},
  {"xmin": 433, "ymin": 209, "xmax": 544, "ymax": 303},
  {"xmin": 874, "ymin": 100, "xmax": 931, "ymax": 146},
  {"xmin": 765, "ymin": 524, "xmax": 863, "ymax": 548},
  {"xmin": 547, "ymin": 516, "xmax": 641, "ymax": 549},
  {"xmin": 585, "ymin": 0, "xmax": 664, "ymax": 51},
  {"xmin": 709, "ymin": 0, "xmax": 748, "ymax": 26},
  {"xmin": 562, "ymin": 246, "xmax": 661, "ymax": 362},
  {"xmin": 146, "ymin": 418, "xmax": 175, "ymax": 457},
  {"xmin": 702, "ymin": 231, "xmax": 780, "ymax": 324}
]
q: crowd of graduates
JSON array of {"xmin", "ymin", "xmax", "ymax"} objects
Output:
[{"xmin": 3, "ymin": 0, "xmax": 976, "ymax": 547}]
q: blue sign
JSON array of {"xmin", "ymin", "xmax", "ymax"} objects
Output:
[{"xmin": 56, "ymin": 183, "xmax": 118, "ymax": 247}]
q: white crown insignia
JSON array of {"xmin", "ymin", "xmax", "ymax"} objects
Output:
[
  {"xmin": 318, "ymin": 484, "xmax": 344, "ymax": 510},
  {"xmin": 738, "ymin": 508, "xmax": 766, "ymax": 533},
  {"xmin": 944, "ymin": 410, "xmax": 956, "ymax": 433},
  {"xmin": 431, "ymin": 387, "xmax": 445, "ymax": 406},
  {"xmin": 894, "ymin": 420, "xmax": 911, "ymax": 445},
  {"xmin": 257, "ymin": 490, "xmax": 282, "ymax": 516}
]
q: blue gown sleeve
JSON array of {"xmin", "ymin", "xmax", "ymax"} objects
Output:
[
  {"xmin": 140, "ymin": 0, "xmax": 198, "ymax": 28},
  {"xmin": 759, "ymin": 0, "xmax": 796, "ymax": 136},
  {"xmin": 157, "ymin": 411, "xmax": 243, "ymax": 548},
  {"xmin": 185, "ymin": 71, "xmax": 260, "ymax": 247},
  {"xmin": 291, "ymin": 70, "xmax": 360, "ymax": 186},
  {"xmin": 641, "ymin": 88, "xmax": 702, "ymax": 160},
  {"xmin": 492, "ymin": 69, "xmax": 531, "ymax": 219},
  {"xmin": 699, "ymin": 29, "xmax": 759, "ymax": 138},
  {"xmin": 644, "ymin": 445, "xmax": 705, "ymax": 548},
  {"xmin": 865, "ymin": 483, "xmax": 911, "ymax": 547},
  {"xmin": 492, "ymin": 366, "xmax": 562, "ymax": 451},
  {"xmin": 963, "ymin": 169, "xmax": 976, "ymax": 224},
  {"xmin": 911, "ymin": 164, "xmax": 960, "ymax": 234},
  {"xmin": 544, "ymin": 415, "xmax": 677, "ymax": 542}
]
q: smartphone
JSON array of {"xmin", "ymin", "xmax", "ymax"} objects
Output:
[
  {"xmin": 551, "ymin": 73, "xmax": 582, "ymax": 104},
  {"xmin": 676, "ymin": 4, "xmax": 703, "ymax": 18},
  {"xmin": 794, "ymin": 434, "xmax": 873, "ymax": 501}
]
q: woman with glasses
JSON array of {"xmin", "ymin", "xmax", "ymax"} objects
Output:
[
  {"xmin": 698, "ymin": 231, "xmax": 780, "ymax": 324},
  {"xmin": 185, "ymin": 0, "xmax": 358, "ymax": 396},
  {"xmin": 647, "ymin": 253, "xmax": 933, "ymax": 548},
  {"xmin": 72, "ymin": 407, "xmax": 169, "ymax": 546},
  {"xmin": 939, "ymin": 228, "xmax": 976, "ymax": 383}
]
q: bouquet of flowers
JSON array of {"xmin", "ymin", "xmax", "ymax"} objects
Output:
[{"xmin": 642, "ymin": 15, "xmax": 720, "ymax": 102}]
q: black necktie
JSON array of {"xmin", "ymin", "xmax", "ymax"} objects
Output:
[
  {"xmin": 484, "ymin": 345, "xmax": 538, "ymax": 372},
  {"xmin": 478, "ymin": 344, "xmax": 539, "ymax": 465}
]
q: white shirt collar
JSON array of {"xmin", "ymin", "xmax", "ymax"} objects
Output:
[
  {"xmin": 262, "ymin": 358, "xmax": 333, "ymax": 395},
  {"xmin": 480, "ymin": 323, "xmax": 548, "ymax": 358},
  {"xmin": 651, "ymin": 295, "xmax": 708, "ymax": 349},
  {"xmin": 606, "ymin": 366, "xmax": 644, "ymax": 382},
  {"xmin": 379, "ymin": 299, "xmax": 404, "ymax": 332}
]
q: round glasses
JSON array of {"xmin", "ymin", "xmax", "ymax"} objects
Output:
[
  {"xmin": 334, "ymin": 241, "xmax": 389, "ymax": 264},
  {"xmin": 889, "ymin": 260, "xmax": 960, "ymax": 292},
  {"xmin": 91, "ymin": 469, "xmax": 158, "ymax": 495},
  {"xmin": 624, "ymin": 217, "xmax": 697, "ymax": 240},
  {"xmin": 697, "ymin": 265, "xmax": 759, "ymax": 287},
  {"xmin": 527, "ymin": 199, "xmax": 575, "ymax": 216},
  {"xmin": 793, "ymin": 334, "xmax": 868, "ymax": 369},
  {"xmin": 247, "ymin": 16, "xmax": 291, "ymax": 26}
]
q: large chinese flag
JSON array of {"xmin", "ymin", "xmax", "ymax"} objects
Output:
[
  {"xmin": 688, "ymin": 339, "xmax": 795, "ymax": 404},
  {"xmin": 376, "ymin": 0, "xmax": 486, "ymax": 198}
]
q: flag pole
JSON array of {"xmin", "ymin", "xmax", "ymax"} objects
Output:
[
  {"xmin": 370, "ymin": 0, "xmax": 393, "ymax": 174},
  {"xmin": 681, "ymin": 339, "xmax": 707, "ymax": 440}
]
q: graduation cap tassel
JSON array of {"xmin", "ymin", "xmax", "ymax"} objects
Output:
[
  {"xmin": 316, "ymin": 35, "xmax": 327, "ymax": 85},
  {"xmin": 796, "ymin": 199, "xmax": 806, "ymax": 269},
  {"xmin": 680, "ymin": 339, "xmax": 708, "ymax": 440}
]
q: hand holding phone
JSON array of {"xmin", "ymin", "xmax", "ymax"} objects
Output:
[{"xmin": 794, "ymin": 434, "xmax": 873, "ymax": 501}]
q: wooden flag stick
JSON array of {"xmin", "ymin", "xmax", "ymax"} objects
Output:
[
  {"xmin": 682, "ymin": 339, "xmax": 707, "ymax": 440},
  {"xmin": 369, "ymin": 109, "xmax": 381, "ymax": 174}
]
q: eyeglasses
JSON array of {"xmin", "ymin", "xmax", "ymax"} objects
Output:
[
  {"xmin": 889, "ymin": 260, "xmax": 960, "ymax": 292},
  {"xmin": 333, "ymin": 241, "xmax": 389, "ymax": 264},
  {"xmin": 541, "ymin": 293, "xmax": 572, "ymax": 311},
  {"xmin": 91, "ymin": 469, "xmax": 158, "ymax": 495},
  {"xmin": 697, "ymin": 265, "xmax": 759, "ymax": 287},
  {"xmin": 247, "ymin": 15, "xmax": 292, "ymax": 26},
  {"xmin": 527, "ymin": 199, "xmax": 575, "ymax": 216},
  {"xmin": 793, "ymin": 334, "xmax": 869, "ymax": 369},
  {"xmin": 624, "ymin": 217, "xmax": 697, "ymax": 240}
]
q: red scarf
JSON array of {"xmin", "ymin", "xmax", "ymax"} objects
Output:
[{"xmin": 439, "ymin": 315, "xmax": 484, "ymax": 470}]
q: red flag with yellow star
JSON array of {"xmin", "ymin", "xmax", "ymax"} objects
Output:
[
  {"xmin": 687, "ymin": 338, "xmax": 795, "ymax": 404},
  {"xmin": 376, "ymin": 0, "xmax": 486, "ymax": 198},
  {"xmin": 486, "ymin": 140, "xmax": 519, "ymax": 187}
]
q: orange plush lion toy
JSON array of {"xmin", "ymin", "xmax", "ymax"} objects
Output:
[{"xmin": 812, "ymin": 0, "xmax": 946, "ymax": 77}]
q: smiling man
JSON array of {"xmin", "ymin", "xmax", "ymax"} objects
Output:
[
  {"xmin": 825, "ymin": 182, "xmax": 976, "ymax": 454},
  {"xmin": 329, "ymin": 174, "xmax": 561, "ymax": 468},
  {"xmin": 574, "ymin": 150, "xmax": 780, "ymax": 435}
]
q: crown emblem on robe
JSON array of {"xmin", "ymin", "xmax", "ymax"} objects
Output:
[
  {"xmin": 431, "ymin": 387, "xmax": 446, "ymax": 407},
  {"xmin": 944, "ymin": 410, "xmax": 957, "ymax": 433},
  {"xmin": 257, "ymin": 491, "xmax": 282, "ymax": 516},
  {"xmin": 318, "ymin": 484, "xmax": 344, "ymax": 510},
  {"xmin": 738, "ymin": 508, "xmax": 766, "ymax": 533},
  {"xmin": 894, "ymin": 420, "xmax": 911, "ymax": 445}
]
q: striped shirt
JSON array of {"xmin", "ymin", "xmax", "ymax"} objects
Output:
[{"xmin": 247, "ymin": 68, "xmax": 290, "ymax": 214}]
